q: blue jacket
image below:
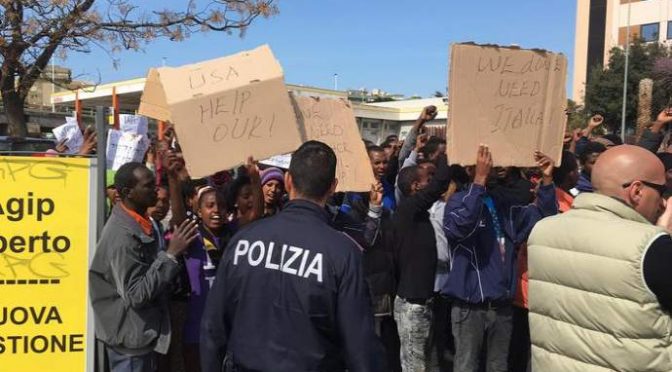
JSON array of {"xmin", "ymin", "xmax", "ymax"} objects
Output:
[
  {"xmin": 441, "ymin": 183, "xmax": 557, "ymax": 303},
  {"xmin": 576, "ymin": 171, "xmax": 593, "ymax": 193},
  {"xmin": 200, "ymin": 200, "xmax": 386, "ymax": 372}
]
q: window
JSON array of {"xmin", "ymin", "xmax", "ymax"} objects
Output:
[
  {"xmin": 641, "ymin": 23, "xmax": 659, "ymax": 42},
  {"xmin": 668, "ymin": 21, "xmax": 672, "ymax": 39}
]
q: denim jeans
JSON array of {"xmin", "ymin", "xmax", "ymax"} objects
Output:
[
  {"xmin": 451, "ymin": 302, "xmax": 513, "ymax": 372},
  {"xmin": 107, "ymin": 348, "xmax": 157, "ymax": 372},
  {"xmin": 394, "ymin": 296, "xmax": 434, "ymax": 372}
]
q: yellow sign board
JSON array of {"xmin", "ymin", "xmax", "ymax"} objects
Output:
[{"xmin": 0, "ymin": 156, "xmax": 94, "ymax": 372}]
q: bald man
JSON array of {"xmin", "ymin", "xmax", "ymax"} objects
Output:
[{"xmin": 527, "ymin": 145, "xmax": 672, "ymax": 372}]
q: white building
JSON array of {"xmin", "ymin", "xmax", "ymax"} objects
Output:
[{"xmin": 573, "ymin": 0, "xmax": 672, "ymax": 102}]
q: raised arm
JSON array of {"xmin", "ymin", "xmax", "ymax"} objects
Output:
[{"xmin": 443, "ymin": 145, "xmax": 491, "ymax": 242}]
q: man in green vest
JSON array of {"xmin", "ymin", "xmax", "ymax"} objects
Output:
[{"xmin": 528, "ymin": 144, "xmax": 672, "ymax": 371}]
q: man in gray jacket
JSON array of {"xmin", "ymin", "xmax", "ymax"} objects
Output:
[{"xmin": 90, "ymin": 162, "xmax": 198, "ymax": 372}]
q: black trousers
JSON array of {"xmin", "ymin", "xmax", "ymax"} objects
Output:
[{"xmin": 507, "ymin": 306, "xmax": 530, "ymax": 372}]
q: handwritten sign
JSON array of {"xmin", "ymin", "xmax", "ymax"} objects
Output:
[
  {"xmin": 52, "ymin": 118, "xmax": 82, "ymax": 154},
  {"xmin": 138, "ymin": 45, "xmax": 302, "ymax": 178},
  {"xmin": 447, "ymin": 44, "xmax": 567, "ymax": 166},
  {"xmin": 260, "ymin": 153, "xmax": 292, "ymax": 169},
  {"xmin": 0, "ymin": 156, "xmax": 94, "ymax": 372},
  {"xmin": 106, "ymin": 129, "xmax": 150, "ymax": 171},
  {"xmin": 119, "ymin": 114, "xmax": 148, "ymax": 136},
  {"xmin": 294, "ymin": 96, "xmax": 376, "ymax": 192}
]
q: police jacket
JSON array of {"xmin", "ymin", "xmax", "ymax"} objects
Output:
[{"xmin": 200, "ymin": 199, "xmax": 387, "ymax": 372}]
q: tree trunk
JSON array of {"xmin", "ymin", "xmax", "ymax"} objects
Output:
[
  {"xmin": 3, "ymin": 90, "xmax": 28, "ymax": 137},
  {"xmin": 636, "ymin": 78, "xmax": 653, "ymax": 143}
]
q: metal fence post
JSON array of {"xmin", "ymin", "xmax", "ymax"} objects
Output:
[{"xmin": 95, "ymin": 106, "xmax": 107, "ymax": 236}]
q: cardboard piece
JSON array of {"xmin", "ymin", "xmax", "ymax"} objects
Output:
[
  {"xmin": 119, "ymin": 114, "xmax": 149, "ymax": 135},
  {"xmin": 106, "ymin": 129, "xmax": 150, "ymax": 170},
  {"xmin": 138, "ymin": 45, "xmax": 303, "ymax": 178},
  {"xmin": 447, "ymin": 44, "xmax": 567, "ymax": 166},
  {"xmin": 52, "ymin": 117, "xmax": 83, "ymax": 154},
  {"xmin": 260, "ymin": 153, "xmax": 292, "ymax": 169},
  {"xmin": 294, "ymin": 96, "xmax": 376, "ymax": 192}
]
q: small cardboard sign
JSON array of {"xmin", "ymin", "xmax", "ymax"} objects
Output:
[
  {"xmin": 139, "ymin": 45, "xmax": 302, "ymax": 178},
  {"xmin": 447, "ymin": 43, "xmax": 567, "ymax": 166},
  {"xmin": 294, "ymin": 96, "xmax": 376, "ymax": 192}
]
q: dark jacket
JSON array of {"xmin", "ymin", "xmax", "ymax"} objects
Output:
[
  {"xmin": 89, "ymin": 205, "xmax": 180, "ymax": 354},
  {"xmin": 393, "ymin": 158, "xmax": 452, "ymax": 301},
  {"xmin": 332, "ymin": 198, "xmax": 396, "ymax": 316},
  {"xmin": 441, "ymin": 183, "xmax": 557, "ymax": 303},
  {"xmin": 637, "ymin": 128, "xmax": 664, "ymax": 153},
  {"xmin": 200, "ymin": 200, "xmax": 386, "ymax": 372},
  {"xmin": 576, "ymin": 171, "xmax": 593, "ymax": 193}
]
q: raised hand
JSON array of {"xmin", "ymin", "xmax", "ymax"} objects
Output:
[
  {"xmin": 246, "ymin": 156, "xmax": 260, "ymax": 182},
  {"xmin": 415, "ymin": 133, "xmax": 429, "ymax": 151},
  {"xmin": 419, "ymin": 105, "xmax": 438, "ymax": 123},
  {"xmin": 534, "ymin": 150, "xmax": 555, "ymax": 185},
  {"xmin": 474, "ymin": 145, "xmax": 492, "ymax": 186},
  {"xmin": 78, "ymin": 126, "xmax": 97, "ymax": 155},
  {"xmin": 54, "ymin": 138, "xmax": 68, "ymax": 153},
  {"xmin": 588, "ymin": 114, "xmax": 604, "ymax": 128},
  {"xmin": 167, "ymin": 219, "xmax": 199, "ymax": 256},
  {"xmin": 369, "ymin": 182, "xmax": 383, "ymax": 207},
  {"xmin": 657, "ymin": 108, "xmax": 672, "ymax": 124}
]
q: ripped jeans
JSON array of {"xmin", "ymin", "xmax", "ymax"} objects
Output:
[{"xmin": 393, "ymin": 296, "xmax": 434, "ymax": 372}]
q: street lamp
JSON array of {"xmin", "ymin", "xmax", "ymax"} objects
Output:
[{"xmin": 620, "ymin": 1, "xmax": 632, "ymax": 142}]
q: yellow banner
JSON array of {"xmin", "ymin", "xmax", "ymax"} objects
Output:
[{"xmin": 0, "ymin": 156, "xmax": 92, "ymax": 372}]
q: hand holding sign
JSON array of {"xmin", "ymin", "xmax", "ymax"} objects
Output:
[
  {"xmin": 78, "ymin": 127, "xmax": 97, "ymax": 156},
  {"xmin": 534, "ymin": 150, "xmax": 555, "ymax": 185},
  {"xmin": 55, "ymin": 139, "xmax": 68, "ymax": 154},
  {"xmin": 474, "ymin": 145, "xmax": 493, "ymax": 186}
]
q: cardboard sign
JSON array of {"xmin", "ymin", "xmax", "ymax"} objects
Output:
[
  {"xmin": 106, "ymin": 129, "xmax": 150, "ymax": 170},
  {"xmin": 294, "ymin": 96, "xmax": 376, "ymax": 192},
  {"xmin": 447, "ymin": 44, "xmax": 567, "ymax": 166},
  {"xmin": 52, "ymin": 117, "xmax": 82, "ymax": 154},
  {"xmin": 138, "ymin": 45, "xmax": 302, "ymax": 178},
  {"xmin": 0, "ymin": 156, "xmax": 96, "ymax": 372}
]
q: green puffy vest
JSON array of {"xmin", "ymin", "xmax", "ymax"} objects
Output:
[{"xmin": 528, "ymin": 192, "xmax": 672, "ymax": 372}]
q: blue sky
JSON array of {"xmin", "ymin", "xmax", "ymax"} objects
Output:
[{"xmin": 63, "ymin": 0, "xmax": 578, "ymax": 98}]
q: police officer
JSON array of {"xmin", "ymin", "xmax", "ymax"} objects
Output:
[{"xmin": 201, "ymin": 141, "xmax": 387, "ymax": 372}]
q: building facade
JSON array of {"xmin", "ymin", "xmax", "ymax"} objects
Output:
[
  {"xmin": 574, "ymin": 0, "xmax": 672, "ymax": 103},
  {"xmin": 51, "ymin": 79, "xmax": 447, "ymax": 144}
]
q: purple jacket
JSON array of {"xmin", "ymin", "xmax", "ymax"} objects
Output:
[{"xmin": 183, "ymin": 227, "xmax": 232, "ymax": 344}]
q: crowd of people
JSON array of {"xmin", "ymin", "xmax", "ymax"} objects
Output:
[{"xmin": 84, "ymin": 104, "xmax": 672, "ymax": 372}]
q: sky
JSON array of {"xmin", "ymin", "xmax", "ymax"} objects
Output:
[{"xmin": 62, "ymin": 0, "xmax": 578, "ymax": 98}]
